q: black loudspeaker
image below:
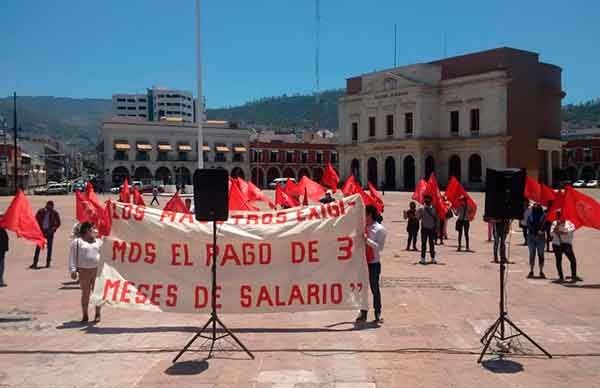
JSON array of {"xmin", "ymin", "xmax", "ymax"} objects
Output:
[
  {"xmin": 484, "ymin": 168, "xmax": 526, "ymax": 220},
  {"xmin": 193, "ymin": 169, "xmax": 229, "ymax": 221}
]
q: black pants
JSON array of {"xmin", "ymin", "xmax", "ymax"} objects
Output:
[
  {"xmin": 521, "ymin": 225, "xmax": 528, "ymax": 244},
  {"xmin": 457, "ymin": 220, "xmax": 470, "ymax": 250},
  {"xmin": 554, "ymin": 243, "xmax": 577, "ymax": 280},
  {"xmin": 407, "ymin": 226, "xmax": 418, "ymax": 250},
  {"xmin": 150, "ymin": 196, "xmax": 160, "ymax": 206},
  {"xmin": 545, "ymin": 230, "xmax": 552, "ymax": 252},
  {"xmin": 421, "ymin": 227, "xmax": 436, "ymax": 259},
  {"xmin": 361, "ymin": 262, "xmax": 381, "ymax": 315},
  {"xmin": 33, "ymin": 231, "xmax": 54, "ymax": 267}
]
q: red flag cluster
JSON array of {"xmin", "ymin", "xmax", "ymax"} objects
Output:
[
  {"xmin": 337, "ymin": 175, "xmax": 384, "ymax": 213},
  {"xmin": 445, "ymin": 177, "xmax": 477, "ymax": 221},
  {"xmin": 75, "ymin": 183, "xmax": 111, "ymax": 236},
  {"xmin": 550, "ymin": 186, "xmax": 600, "ymax": 230},
  {"xmin": 0, "ymin": 190, "xmax": 46, "ymax": 247},
  {"xmin": 524, "ymin": 176, "xmax": 556, "ymax": 206}
]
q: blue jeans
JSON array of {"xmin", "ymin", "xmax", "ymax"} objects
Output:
[
  {"xmin": 527, "ymin": 235, "xmax": 545, "ymax": 270},
  {"xmin": 0, "ymin": 251, "xmax": 5, "ymax": 283}
]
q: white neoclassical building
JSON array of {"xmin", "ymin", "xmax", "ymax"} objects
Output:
[
  {"xmin": 102, "ymin": 118, "xmax": 251, "ymax": 188},
  {"xmin": 337, "ymin": 47, "xmax": 565, "ymax": 190}
]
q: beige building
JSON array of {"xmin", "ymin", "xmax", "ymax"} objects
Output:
[
  {"xmin": 337, "ymin": 47, "xmax": 565, "ymax": 190},
  {"xmin": 102, "ymin": 119, "xmax": 251, "ymax": 188}
]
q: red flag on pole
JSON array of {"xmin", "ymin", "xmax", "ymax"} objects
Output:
[
  {"xmin": 425, "ymin": 174, "xmax": 448, "ymax": 218},
  {"xmin": 412, "ymin": 179, "xmax": 427, "ymax": 204},
  {"xmin": 524, "ymin": 176, "xmax": 542, "ymax": 203},
  {"xmin": 132, "ymin": 186, "xmax": 146, "ymax": 206},
  {"xmin": 561, "ymin": 186, "xmax": 600, "ymax": 230},
  {"xmin": 85, "ymin": 182, "xmax": 101, "ymax": 208},
  {"xmin": 341, "ymin": 175, "xmax": 360, "ymax": 197},
  {"xmin": 236, "ymin": 178, "xmax": 276, "ymax": 209},
  {"xmin": 368, "ymin": 182, "xmax": 384, "ymax": 213},
  {"xmin": 321, "ymin": 163, "xmax": 339, "ymax": 193},
  {"xmin": 297, "ymin": 176, "xmax": 326, "ymax": 202},
  {"xmin": 275, "ymin": 184, "xmax": 299, "ymax": 208},
  {"xmin": 119, "ymin": 178, "xmax": 130, "ymax": 203},
  {"xmin": 163, "ymin": 191, "xmax": 188, "ymax": 213},
  {"xmin": 0, "ymin": 190, "xmax": 46, "ymax": 247},
  {"xmin": 546, "ymin": 190, "xmax": 565, "ymax": 222},
  {"xmin": 540, "ymin": 184, "xmax": 556, "ymax": 206},
  {"xmin": 302, "ymin": 187, "xmax": 309, "ymax": 206},
  {"xmin": 285, "ymin": 178, "xmax": 302, "ymax": 198},
  {"xmin": 229, "ymin": 180, "xmax": 259, "ymax": 211},
  {"xmin": 444, "ymin": 176, "xmax": 477, "ymax": 220}
]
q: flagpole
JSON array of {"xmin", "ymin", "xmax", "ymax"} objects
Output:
[{"xmin": 196, "ymin": 0, "xmax": 204, "ymax": 169}]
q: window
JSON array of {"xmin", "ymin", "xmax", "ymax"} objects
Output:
[
  {"xmin": 405, "ymin": 112, "xmax": 413, "ymax": 134},
  {"xmin": 270, "ymin": 151, "xmax": 278, "ymax": 163},
  {"xmin": 369, "ymin": 117, "xmax": 376, "ymax": 137},
  {"xmin": 450, "ymin": 111, "xmax": 460, "ymax": 135},
  {"xmin": 138, "ymin": 98, "xmax": 146, "ymax": 103},
  {"xmin": 251, "ymin": 150, "xmax": 257, "ymax": 162},
  {"xmin": 178, "ymin": 152, "xmax": 188, "ymax": 161},
  {"xmin": 117, "ymin": 106, "xmax": 126, "ymax": 110},
  {"xmin": 331, "ymin": 152, "xmax": 338, "ymax": 164},
  {"xmin": 139, "ymin": 106, "xmax": 146, "ymax": 110},
  {"xmin": 352, "ymin": 122, "xmax": 358, "ymax": 141},
  {"xmin": 117, "ymin": 98, "xmax": 126, "ymax": 102},
  {"xmin": 386, "ymin": 115, "xmax": 394, "ymax": 136},
  {"xmin": 470, "ymin": 109, "xmax": 480, "ymax": 132},
  {"xmin": 286, "ymin": 151, "xmax": 293, "ymax": 163},
  {"xmin": 233, "ymin": 153, "xmax": 244, "ymax": 162},
  {"xmin": 127, "ymin": 106, "xmax": 136, "ymax": 110},
  {"xmin": 157, "ymin": 152, "xmax": 168, "ymax": 161},
  {"xmin": 138, "ymin": 114, "xmax": 146, "ymax": 118},
  {"xmin": 584, "ymin": 148, "xmax": 593, "ymax": 162},
  {"xmin": 203, "ymin": 152, "xmax": 209, "ymax": 162},
  {"xmin": 215, "ymin": 153, "xmax": 226, "ymax": 162},
  {"xmin": 114, "ymin": 151, "xmax": 128, "ymax": 161},
  {"xmin": 136, "ymin": 151, "xmax": 149, "ymax": 161},
  {"xmin": 127, "ymin": 99, "xmax": 135, "ymax": 103},
  {"xmin": 302, "ymin": 152, "xmax": 308, "ymax": 164},
  {"xmin": 316, "ymin": 152, "xmax": 323, "ymax": 163}
]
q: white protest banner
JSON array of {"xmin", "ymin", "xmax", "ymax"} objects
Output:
[{"xmin": 92, "ymin": 194, "xmax": 370, "ymax": 314}]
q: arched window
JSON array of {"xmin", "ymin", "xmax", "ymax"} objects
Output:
[{"xmin": 468, "ymin": 154, "xmax": 482, "ymax": 183}]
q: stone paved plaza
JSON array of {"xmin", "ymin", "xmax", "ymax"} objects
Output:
[{"xmin": 1, "ymin": 191, "xmax": 600, "ymax": 388}]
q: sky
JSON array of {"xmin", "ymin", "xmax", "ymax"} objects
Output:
[{"xmin": 1, "ymin": 0, "xmax": 599, "ymax": 108}]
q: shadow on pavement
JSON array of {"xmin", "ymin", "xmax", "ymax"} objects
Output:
[
  {"xmin": 56, "ymin": 320, "xmax": 88, "ymax": 329},
  {"xmin": 561, "ymin": 284, "xmax": 600, "ymax": 289},
  {"xmin": 0, "ymin": 317, "xmax": 32, "ymax": 323},
  {"xmin": 481, "ymin": 358, "xmax": 524, "ymax": 374},
  {"xmin": 83, "ymin": 325, "xmax": 358, "ymax": 335},
  {"xmin": 165, "ymin": 360, "xmax": 209, "ymax": 375}
]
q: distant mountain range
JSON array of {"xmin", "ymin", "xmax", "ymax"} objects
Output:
[{"xmin": 0, "ymin": 92, "xmax": 598, "ymax": 151}]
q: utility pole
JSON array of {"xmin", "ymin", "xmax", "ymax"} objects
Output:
[
  {"xmin": 196, "ymin": 0, "xmax": 204, "ymax": 169},
  {"xmin": 12, "ymin": 92, "xmax": 18, "ymax": 194},
  {"xmin": 394, "ymin": 24, "xmax": 397, "ymax": 67},
  {"xmin": 314, "ymin": 0, "xmax": 320, "ymax": 133}
]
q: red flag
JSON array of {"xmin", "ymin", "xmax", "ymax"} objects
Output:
[
  {"xmin": 229, "ymin": 180, "xmax": 259, "ymax": 211},
  {"xmin": 297, "ymin": 176, "xmax": 326, "ymax": 202},
  {"xmin": 275, "ymin": 184, "xmax": 299, "ymax": 208},
  {"xmin": 321, "ymin": 163, "xmax": 339, "ymax": 193},
  {"xmin": 85, "ymin": 182, "xmax": 101, "ymax": 208},
  {"xmin": 546, "ymin": 190, "xmax": 565, "ymax": 222},
  {"xmin": 302, "ymin": 187, "xmax": 309, "ymax": 206},
  {"xmin": 356, "ymin": 187, "xmax": 383, "ymax": 213},
  {"xmin": 341, "ymin": 175, "xmax": 360, "ymax": 197},
  {"xmin": 119, "ymin": 178, "xmax": 130, "ymax": 203},
  {"xmin": 285, "ymin": 178, "xmax": 302, "ymax": 198},
  {"xmin": 0, "ymin": 190, "xmax": 46, "ymax": 248},
  {"xmin": 444, "ymin": 176, "xmax": 477, "ymax": 220},
  {"xmin": 237, "ymin": 178, "xmax": 276, "ymax": 209},
  {"xmin": 425, "ymin": 174, "xmax": 448, "ymax": 218},
  {"xmin": 540, "ymin": 184, "xmax": 556, "ymax": 206},
  {"xmin": 163, "ymin": 191, "xmax": 188, "ymax": 214},
  {"xmin": 368, "ymin": 182, "xmax": 384, "ymax": 213},
  {"xmin": 96, "ymin": 200, "xmax": 113, "ymax": 237},
  {"xmin": 412, "ymin": 179, "xmax": 427, "ymax": 204},
  {"xmin": 561, "ymin": 186, "xmax": 600, "ymax": 230},
  {"xmin": 524, "ymin": 176, "xmax": 542, "ymax": 203},
  {"xmin": 132, "ymin": 186, "xmax": 146, "ymax": 206}
]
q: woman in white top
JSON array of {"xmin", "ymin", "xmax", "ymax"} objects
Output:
[
  {"xmin": 69, "ymin": 222, "xmax": 103, "ymax": 323},
  {"xmin": 551, "ymin": 211, "xmax": 581, "ymax": 283}
]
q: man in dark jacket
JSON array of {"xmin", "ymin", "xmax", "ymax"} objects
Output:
[
  {"xmin": 0, "ymin": 227, "xmax": 8, "ymax": 287},
  {"xmin": 30, "ymin": 201, "xmax": 61, "ymax": 269}
]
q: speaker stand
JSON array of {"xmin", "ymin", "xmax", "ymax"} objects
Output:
[
  {"xmin": 173, "ymin": 221, "xmax": 254, "ymax": 362},
  {"xmin": 478, "ymin": 251, "xmax": 551, "ymax": 363}
]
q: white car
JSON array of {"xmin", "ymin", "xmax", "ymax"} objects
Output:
[
  {"xmin": 572, "ymin": 180, "xmax": 586, "ymax": 188},
  {"xmin": 585, "ymin": 180, "xmax": 598, "ymax": 188},
  {"xmin": 268, "ymin": 177, "xmax": 296, "ymax": 189}
]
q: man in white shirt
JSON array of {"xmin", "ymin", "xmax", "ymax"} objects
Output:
[
  {"xmin": 356, "ymin": 205, "xmax": 386, "ymax": 324},
  {"xmin": 551, "ymin": 212, "xmax": 581, "ymax": 283}
]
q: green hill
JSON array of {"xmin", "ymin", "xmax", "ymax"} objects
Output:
[{"xmin": 1, "ymin": 92, "xmax": 599, "ymax": 151}]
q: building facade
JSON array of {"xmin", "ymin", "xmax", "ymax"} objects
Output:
[
  {"xmin": 249, "ymin": 142, "xmax": 338, "ymax": 188},
  {"xmin": 102, "ymin": 119, "xmax": 251, "ymax": 188},
  {"xmin": 563, "ymin": 139, "xmax": 600, "ymax": 181},
  {"xmin": 113, "ymin": 87, "xmax": 195, "ymax": 122},
  {"xmin": 337, "ymin": 47, "xmax": 565, "ymax": 190}
]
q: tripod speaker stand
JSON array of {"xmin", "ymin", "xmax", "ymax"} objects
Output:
[
  {"xmin": 477, "ymin": 222, "xmax": 552, "ymax": 363},
  {"xmin": 172, "ymin": 169, "xmax": 254, "ymax": 362}
]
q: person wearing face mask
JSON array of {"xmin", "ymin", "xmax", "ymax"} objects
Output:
[
  {"xmin": 356, "ymin": 205, "xmax": 387, "ymax": 324},
  {"xmin": 69, "ymin": 222, "xmax": 103, "ymax": 323},
  {"xmin": 416, "ymin": 195, "xmax": 439, "ymax": 264},
  {"xmin": 526, "ymin": 204, "xmax": 546, "ymax": 279}
]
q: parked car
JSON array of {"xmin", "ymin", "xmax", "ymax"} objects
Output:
[
  {"xmin": 585, "ymin": 180, "xmax": 598, "ymax": 188},
  {"xmin": 268, "ymin": 177, "xmax": 296, "ymax": 189},
  {"xmin": 572, "ymin": 180, "xmax": 586, "ymax": 188},
  {"xmin": 110, "ymin": 180, "xmax": 143, "ymax": 194},
  {"xmin": 35, "ymin": 183, "xmax": 69, "ymax": 195}
]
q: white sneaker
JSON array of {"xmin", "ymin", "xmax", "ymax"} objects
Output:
[
  {"xmin": 419, "ymin": 258, "xmax": 426, "ymax": 265},
  {"xmin": 431, "ymin": 258, "xmax": 438, "ymax": 264}
]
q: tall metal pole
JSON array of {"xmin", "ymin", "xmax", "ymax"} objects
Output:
[
  {"xmin": 13, "ymin": 92, "xmax": 18, "ymax": 193},
  {"xmin": 196, "ymin": 0, "xmax": 204, "ymax": 169},
  {"xmin": 394, "ymin": 24, "xmax": 397, "ymax": 67},
  {"xmin": 314, "ymin": 0, "xmax": 320, "ymax": 132}
]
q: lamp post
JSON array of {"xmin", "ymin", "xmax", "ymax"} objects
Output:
[
  {"xmin": 12, "ymin": 92, "xmax": 18, "ymax": 193},
  {"xmin": 195, "ymin": 0, "xmax": 204, "ymax": 170}
]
